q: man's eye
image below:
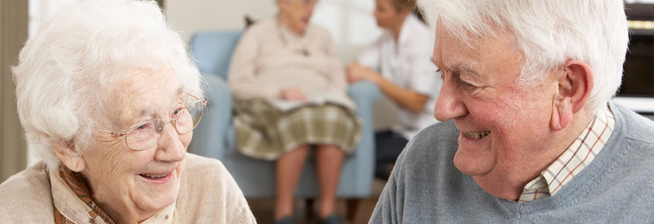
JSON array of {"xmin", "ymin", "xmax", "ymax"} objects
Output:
[
  {"xmin": 457, "ymin": 77, "xmax": 477, "ymax": 89},
  {"xmin": 437, "ymin": 69, "xmax": 444, "ymax": 80}
]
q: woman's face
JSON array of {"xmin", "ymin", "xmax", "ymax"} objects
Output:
[
  {"xmin": 81, "ymin": 65, "xmax": 191, "ymax": 222},
  {"xmin": 374, "ymin": 0, "xmax": 401, "ymax": 29},
  {"xmin": 279, "ymin": 0, "xmax": 317, "ymax": 34}
]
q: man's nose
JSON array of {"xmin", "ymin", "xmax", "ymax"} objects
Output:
[{"xmin": 433, "ymin": 75, "xmax": 468, "ymax": 121}]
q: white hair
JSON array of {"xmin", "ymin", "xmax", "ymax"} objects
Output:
[
  {"xmin": 418, "ymin": 0, "xmax": 629, "ymax": 113},
  {"xmin": 13, "ymin": 0, "xmax": 203, "ymax": 170}
]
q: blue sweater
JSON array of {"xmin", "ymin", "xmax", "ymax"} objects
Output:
[{"xmin": 370, "ymin": 102, "xmax": 654, "ymax": 223}]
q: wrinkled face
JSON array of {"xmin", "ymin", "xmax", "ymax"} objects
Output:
[
  {"xmin": 81, "ymin": 65, "xmax": 190, "ymax": 220},
  {"xmin": 432, "ymin": 21, "xmax": 557, "ymax": 179},
  {"xmin": 373, "ymin": 0, "xmax": 401, "ymax": 29},
  {"xmin": 279, "ymin": 0, "xmax": 317, "ymax": 33}
]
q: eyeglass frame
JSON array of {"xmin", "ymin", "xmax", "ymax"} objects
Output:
[{"xmin": 99, "ymin": 92, "xmax": 207, "ymax": 150}]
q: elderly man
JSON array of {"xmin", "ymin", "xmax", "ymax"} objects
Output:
[{"xmin": 370, "ymin": 0, "xmax": 654, "ymax": 223}]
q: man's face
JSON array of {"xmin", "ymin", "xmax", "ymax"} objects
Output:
[{"xmin": 432, "ymin": 21, "xmax": 559, "ymax": 181}]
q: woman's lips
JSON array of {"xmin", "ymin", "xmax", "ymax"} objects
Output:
[{"xmin": 139, "ymin": 170, "xmax": 174, "ymax": 183}]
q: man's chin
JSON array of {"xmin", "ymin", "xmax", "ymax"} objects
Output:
[{"xmin": 453, "ymin": 152, "xmax": 492, "ymax": 176}]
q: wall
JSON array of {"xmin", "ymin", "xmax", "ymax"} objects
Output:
[
  {"xmin": 164, "ymin": 0, "xmax": 277, "ymax": 41},
  {"xmin": 1, "ymin": 0, "xmax": 28, "ymax": 183}
]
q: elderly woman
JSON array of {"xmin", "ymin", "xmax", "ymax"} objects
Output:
[
  {"xmin": 227, "ymin": 0, "xmax": 360, "ymax": 223},
  {"xmin": 0, "ymin": 1, "xmax": 255, "ymax": 223}
]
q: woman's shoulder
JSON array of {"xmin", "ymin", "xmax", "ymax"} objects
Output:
[
  {"xmin": 0, "ymin": 162, "xmax": 55, "ymax": 222},
  {"xmin": 242, "ymin": 17, "xmax": 276, "ymax": 36},
  {"xmin": 183, "ymin": 153, "xmax": 228, "ymax": 175},
  {"xmin": 181, "ymin": 153, "xmax": 238, "ymax": 187},
  {"xmin": 176, "ymin": 154, "xmax": 255, "ymax": 223}
]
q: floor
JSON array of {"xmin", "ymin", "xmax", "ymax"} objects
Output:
[{"xmin": 248, "ymin": 179, "xmax": 387, "ymax": 224}]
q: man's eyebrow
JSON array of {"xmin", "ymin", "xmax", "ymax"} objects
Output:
[
  {"xmin": 430, "ymin": 57, "xmax": 437, "ymax": 67},
  {"xmin": 445, "ymin": 62, "xmax": 479, "ymax": 77}
]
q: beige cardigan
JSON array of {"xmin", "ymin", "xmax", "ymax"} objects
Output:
[
  {"xmin": 228, "ymin": 18, "xmax": 354, "ymax": 110},
  {"xmin": 0, "ymin": 153, "xmax": 257, "ymax": 223}
]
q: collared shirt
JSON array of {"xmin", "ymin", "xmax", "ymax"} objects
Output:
[
  {"xmin": 50, "ymin": 166, "xmax": 176, "ymax": 224},
  {"xmin": 518, "ymin": 106, "xmax": 615, "ymax": 203}
]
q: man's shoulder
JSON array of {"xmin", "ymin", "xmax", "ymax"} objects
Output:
[
  {"xmin": 0, "ymin": 162, "xmax": 55, "ymax": 221},
  {"xmin": 411, "ymin": 120, "xmax": 459, "ymax": 148},
  {"xmin": 610, "ymin": 102, "xmax": 654, "ymax": 149},
  {"xmin": 398, "ymin": 121, "xmax": 459, "ymax": 165}
]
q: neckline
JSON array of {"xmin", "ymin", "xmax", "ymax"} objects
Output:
[{"xmin": 276, "ymin": 19, "xmax": 311, "ymax": 57}]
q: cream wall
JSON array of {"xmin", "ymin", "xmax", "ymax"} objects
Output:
[{"xmin": 164, "ymin": 0, "xmax": 277, "ymax": 42}]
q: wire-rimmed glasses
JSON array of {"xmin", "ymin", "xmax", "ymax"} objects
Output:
[{"xmin": 100, "ymin": 93, "xmax": 207, "ymax": 150}]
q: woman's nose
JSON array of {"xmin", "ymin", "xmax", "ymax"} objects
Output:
[{"xmin": 154, "ymin": 123, "xmax": 186, "ymax": 162}]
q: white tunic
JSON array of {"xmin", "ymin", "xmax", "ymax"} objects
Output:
[{"xmin": 357, "ymin": 14, "xmax": 441, "ymax": 139}]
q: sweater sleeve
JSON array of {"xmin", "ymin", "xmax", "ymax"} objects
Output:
[{"xmin": 227, "ymin": 25, "xmax": 281, "ymax": 100}]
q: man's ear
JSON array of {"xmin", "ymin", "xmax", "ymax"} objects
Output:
[
  {"xmin": 550, "ymin": 60, "xmax": 594, "ymax": 130},
  {"xmin": 53, "ymin": 140, "xmax": 85, "ymax": 172}
]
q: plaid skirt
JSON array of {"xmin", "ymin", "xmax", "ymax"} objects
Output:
[{"xmin": 233, "ymin": 100, "xmax": 362, "ymax": 160}]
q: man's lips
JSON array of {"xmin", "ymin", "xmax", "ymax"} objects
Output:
[{"xmin": 463, "ymin": 130, "xmax": 491, "ymax": 139}]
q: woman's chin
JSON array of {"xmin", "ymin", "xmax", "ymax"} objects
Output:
[{"xmin": 133, "ymin": 170, "xmax": 181, "ymax": 213}]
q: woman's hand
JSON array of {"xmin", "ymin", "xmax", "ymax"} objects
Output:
[
  {"xmin": 279, "ymin": 87, "xmax": 308, "ymax": 101},
  {"xmin": 346, "ymin": 62, "xmax": 381, "ymax": 84}
]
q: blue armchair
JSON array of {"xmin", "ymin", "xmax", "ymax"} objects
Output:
[{"xmin": 188, "ymin": 30, "xmax": 380, "ymax": 203}]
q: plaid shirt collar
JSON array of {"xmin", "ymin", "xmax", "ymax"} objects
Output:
[{"xmin": 518, "ymin": 106, "xmax": 615, "ymax": 203}]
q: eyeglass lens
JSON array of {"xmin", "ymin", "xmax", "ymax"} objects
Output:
[{"xmin": 125, "ymin": 100, "xmax": 204, "ymax": 150}]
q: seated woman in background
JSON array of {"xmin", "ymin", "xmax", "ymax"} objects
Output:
[
  {"xmin": 0, "ymin": 1, "xmax": 255, "ymax": 223},
  {"xmin": 347, "ymin": 0, "xmax": 441, "ymax": 179},
  {"xmin": 228, "ymin": 0, "xmax": 361, "ymax": 223}
]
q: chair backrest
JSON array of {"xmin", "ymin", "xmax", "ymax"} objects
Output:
[{"xmin": 189, "ymin": 30, "xmax": 243, "ymax": 80}]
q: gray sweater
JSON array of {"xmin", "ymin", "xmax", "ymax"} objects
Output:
[{"xmin": 370, "ymin": 102, "xmax": 654, "ymax": 223}]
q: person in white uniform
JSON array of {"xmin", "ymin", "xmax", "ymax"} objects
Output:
[{"xmin": 347, "ymin": 0, "xmax": 441, "ymax": 179}]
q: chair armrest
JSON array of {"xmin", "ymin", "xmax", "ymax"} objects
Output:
[
  {"xmin": 340, "ymin": 81, "xmax": 381, "ymax": 196},
  {"xmin": 188, "ymin": 73, "xmax": 232, "ymax": 161}
]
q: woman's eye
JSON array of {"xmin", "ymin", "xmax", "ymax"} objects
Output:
[
  {"xmin": 134, "ymin": 123, "xmax": 148, "ymax": 130},
  {"xmin": 173, "ymin": 107, "xmax": 183, "ymax": 116}
]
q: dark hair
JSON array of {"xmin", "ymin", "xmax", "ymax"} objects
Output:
[{"xmin": 389, "ymin": 0, "xmax": 426, "ymax": 23}]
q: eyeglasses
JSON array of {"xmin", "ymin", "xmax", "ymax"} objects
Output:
[{"xmin": 100, "ymin": 93, "xmax": 207, "ymax": 150}]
